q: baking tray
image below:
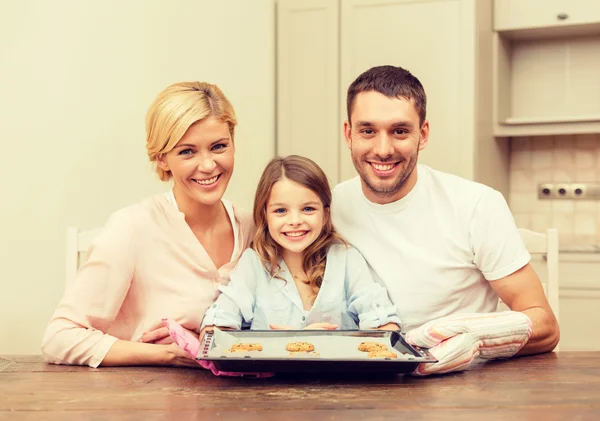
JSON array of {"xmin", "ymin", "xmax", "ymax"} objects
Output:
[{"xmin": 196, "ymin": 328, "xmax": 437, "ymax": 374}]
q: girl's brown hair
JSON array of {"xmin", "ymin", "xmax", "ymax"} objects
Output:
[{"xmin": 252, "ymin": 155, "xmax": 345, "ymax": 296}]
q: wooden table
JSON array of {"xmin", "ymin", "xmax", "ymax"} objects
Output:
[{"xmin": 1, "ymin": 352, "xmax": 599, "ymax": 420}]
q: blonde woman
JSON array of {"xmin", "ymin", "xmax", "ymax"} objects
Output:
[{"xmin": 42, "ymin": 82, "xmax": 253, "ymax": 368}]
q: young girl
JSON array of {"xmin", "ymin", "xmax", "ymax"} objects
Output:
[{"xmin": 201, "ymin": 155, "xmax": 401, "ymax": 332}]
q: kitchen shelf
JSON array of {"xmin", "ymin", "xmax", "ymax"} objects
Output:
[
  {"xmin": 493, "ymin": 31, "xmax": 600, "ymax": 137},
  {"xmin": 503, "ymin": 115, "xmax": 600, "ymax": 125}
]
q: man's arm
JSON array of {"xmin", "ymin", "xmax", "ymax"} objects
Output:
[{"xmin": 490, "ymin": 263, "xmax": 560, "ymax": 355}]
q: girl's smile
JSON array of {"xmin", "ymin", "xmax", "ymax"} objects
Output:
[{"xmin": 266, "ymin": 177, "xmax": 327, "ymax": 259}]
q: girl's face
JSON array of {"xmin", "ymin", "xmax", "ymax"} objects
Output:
[
  {"xmin": 158, "ymin": 116, "xmax": 234, "ymax": 208},
  {"xmin": 266, "ymin": 177, "xmax": 328, "ymax": 259}
]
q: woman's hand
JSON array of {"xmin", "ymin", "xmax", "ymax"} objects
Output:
[
  {"xmin": 139, "ymin": 321, "xmax": 198, "ymax": 345},
  {"xmin": 163, "ymin": 343, "xmax": 202, "ymax": 368},
  {"xmin": 269, "ymin": 323, "xmax": 338, "ymax": 330}
]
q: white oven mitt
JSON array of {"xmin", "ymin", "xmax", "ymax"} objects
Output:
[{"xmin": 405, "ymin": 311, "xmax": 532, "ymax": 376}]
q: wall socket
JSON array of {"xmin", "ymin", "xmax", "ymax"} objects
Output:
[{"xmin": 538, "ymin": 183, "xmax": 600, "ymax": 200}]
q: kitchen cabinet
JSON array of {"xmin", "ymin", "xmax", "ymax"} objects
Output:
[
  {"xmin": 493, "ymin": 0, "xmax": 600, "ymax": 137},
  {"xmin": 531, "ymin": 253, "xmax": 600, "ymax": 351},
  {"xmin": 276, "ymin": 0, "xmax": 340, "ymax": 184},
  {"xmin": 494, "ymin": 0, "xmax": 600, "ymax": 33},
  {"xmin": 277, "ymin": 0, "xmax": 510, "ymax": 197}
]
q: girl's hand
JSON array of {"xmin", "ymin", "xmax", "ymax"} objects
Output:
[
  {"xmin": 199, "ymin": 326, "xmax": 214, "ymax": 342},
  {"xmin": 269, "ymin": 324, "xmax": 294, "ymax": 330},
  {"xmin": 377, "ymin": 322, "xmax": 401, "ymax": 331},
  {"xmin": 304, "ymin": 322, "xmax": 339, "ymax": 330},
  {"xmin": 269, "ymin": 323, "xmax": 338, "ymax": 330}
]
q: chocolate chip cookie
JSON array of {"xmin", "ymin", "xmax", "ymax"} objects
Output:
[
  {"xmin": 358, "ymin": 342, "xmax": 388, "ymax": 352},
  {"xmin": 367, "ymin": 350, "xmax": 397, "ymax": 359},
  {"xmin": 230, "ymin": 342, "xmax": 263, "ymax": 352},
  {"xmin": 285, "ymin": 341, "xmax": 315, "ymax": 352}
]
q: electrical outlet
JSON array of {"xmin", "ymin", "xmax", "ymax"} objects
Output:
[
  {"xmin": 572, "ymin": 183, "xmax": 587, "ymax": 198},
  {"xmin": 555, "ymin": 183, "xmax": 571, "ymax": 199},
  {"xmin": 572, "ymin": 183, "xmax": 600, "ymax": 199},
  {"xmin": 538, "ymin": 183, "xmax": 600, "ymax": 200},
  {"xmin": 538, "ymin": 183, "xmax": 554, "ymax": 199}
]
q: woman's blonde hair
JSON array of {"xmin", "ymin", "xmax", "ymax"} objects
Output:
[
  {"xmin": 252, "ymin": 155, "xmax": 345, "ymax": 297},
  {"xmin": 145, "ymin": 82, "xmax": 237, "ymax": 181}
]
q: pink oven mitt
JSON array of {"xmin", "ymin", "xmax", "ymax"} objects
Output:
[
  {"xmin": 405, "ymin": 311, "xmax": 533, "ymax": 376},
  {"xmin": 162, "ymin": 318, "xmax": 274, "ymax": 378}
]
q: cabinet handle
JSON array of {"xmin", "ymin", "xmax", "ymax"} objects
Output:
[{"xmin": 557, "ymin": 13, "xmax": 569, "ymax": 20}]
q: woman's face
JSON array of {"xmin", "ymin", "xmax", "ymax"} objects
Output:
[{"xmin": 158, "ymin": 116, "xmax": 234, "ymax": 208}]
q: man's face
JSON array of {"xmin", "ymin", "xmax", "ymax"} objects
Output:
[{"xmin": 344, "ymin": 91, "xmax": 429, "ymax": 204}]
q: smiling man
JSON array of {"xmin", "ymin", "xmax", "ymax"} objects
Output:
[{"xmin": 331, "ymin": 65, "xmax": 560, "ymax": 375}]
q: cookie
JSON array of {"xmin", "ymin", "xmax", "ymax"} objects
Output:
[
  {"xmin": 358, "ymin": 342, "xmax": 388, "ymax": 352},
  {"xmin": 367, "ymin": 350, "xmax": 397, "ymax": 359},
  {"xmin": 285, "ymin": 341, "xmax": 315, "ymax": 352},
  {"xmin": 230, "ymin": 343, "xmax": 263, "ymax": 352}
]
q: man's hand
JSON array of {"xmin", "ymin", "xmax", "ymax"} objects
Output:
[{"xmin": 405, "ymin": 311, "xmax": 532, "ymax": 376}]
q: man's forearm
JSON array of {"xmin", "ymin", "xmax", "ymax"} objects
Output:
[{"xmin": 518, "ymin": 307, "xmax": 560, "ymax": 355}]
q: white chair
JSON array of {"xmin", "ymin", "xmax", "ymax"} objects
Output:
[
  {"xmin": 499, "ymin": 228, "xmax": 559, "ymax": 350},
  {"xmin": 518, "ymin": 228, "xmax": 560, "ymax": 322},
  {"xmin": 65, "ymin": 226, "xmax": 102, "ymax": 288}
]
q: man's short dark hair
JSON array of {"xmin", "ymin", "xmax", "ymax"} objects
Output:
[{"xmin": 346, "ymin": 65, "xmax": 427, "ymax": 126}]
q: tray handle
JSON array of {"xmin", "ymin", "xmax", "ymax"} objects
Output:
[{"xmin": 199, "ymin": 330, "xmax": 215, "ymax": 359}]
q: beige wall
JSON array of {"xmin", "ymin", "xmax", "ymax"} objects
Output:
[
  {"xmin": 509, "ymin": 134, "xmax": 600, "ymax": 246},
  {"xmin": 0, "ymin": 0, "xmax": 275, "ymax": 354}
]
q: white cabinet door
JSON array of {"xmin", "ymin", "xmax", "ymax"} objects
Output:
[
  {"xmin": 569, "ymin": 0, "xmax": 600, "ymax": 25},
  {"xmin": 494, "ymin": 0, "xmax": 600, "ymax": 32},
  {"xmin": 339, "ymin": 0, "xmax": 475, "ymax": 182},
  {"xmin": 277, "ymin": 0, "xmax": 340, "ymax": 185},
  {"xmin": 495, "ymin": 0, "xmax": 563, "ymax": 31},
  {"xmin": 531, "ymin": 256, "xmax": 600, "ymax": 351},
  {"xmin": 558, "ymin": 258, "xmax": 600, "ymax": 351}
]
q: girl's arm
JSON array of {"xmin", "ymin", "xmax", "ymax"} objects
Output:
[
  {"xmin": 201, "ymin": 249, "xmax": 260, "ymax": 331},
  {"xmin": 344, "ymin": 247, "xmax": 402, "ymax": 330}
]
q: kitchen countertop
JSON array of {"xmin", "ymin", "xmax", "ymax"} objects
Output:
[
  {"xmin": 557, "ymin": 245, "xmax": 600, "ymax": 262},
  {"xmin": 560, "ymin": 245, "xmax": 600, "ymax": 253}
]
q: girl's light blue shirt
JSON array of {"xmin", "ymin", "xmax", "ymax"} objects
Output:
[{"xmin": 202, "ymin": 243, "xmax": 401, "ymax": 330}]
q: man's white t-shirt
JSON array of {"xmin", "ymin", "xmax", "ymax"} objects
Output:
[{"xmin": 331, "ymin": 164, "xmax": 530, "ymax": 331}]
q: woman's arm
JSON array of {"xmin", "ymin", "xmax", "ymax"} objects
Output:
[
  {"xmin": 101, "ymin": 340, "xmax": 198, "ymax": 367},
  {"xmin": 41, "ymin": 209, "xmax": 152, "ymax": 368}
]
